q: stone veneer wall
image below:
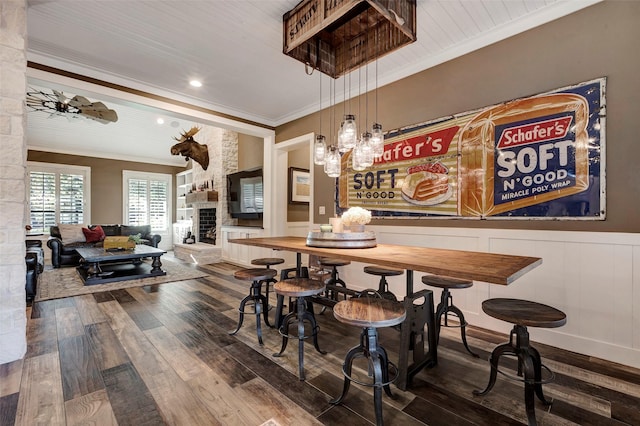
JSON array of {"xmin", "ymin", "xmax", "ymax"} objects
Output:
[
  {"xmin": 190, "ymin": 127, "xmax": 238, "ymax": 241},
  {"xmin": 0, "ymin": 0, "xmax": 27, "ymax": 364}
]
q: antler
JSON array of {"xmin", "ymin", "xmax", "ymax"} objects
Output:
[{"xmin": 173, "ymin": 126, "xmax": 201, "ymax": 141}]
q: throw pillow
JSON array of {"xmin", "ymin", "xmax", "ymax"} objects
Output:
[
  {"xmin": 82, "ymin": 225, "xmax": 105, "ymax": 243},
  {"xmin": 58, "ymin": 224, "xmax": 87, "ymax": 244}
]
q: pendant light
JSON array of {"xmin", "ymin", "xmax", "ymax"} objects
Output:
[
  {"xmin": 324, "ymin": 145, "xmax": 341, "ymax": 177},
  {"xmin": 314, "ymin": 135, "xmax": 326, "ymax": 165}
]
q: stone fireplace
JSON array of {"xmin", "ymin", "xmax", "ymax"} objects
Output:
[{"xmin": 197, "ymin": 207, "xmax": 216, "ymax": 244}]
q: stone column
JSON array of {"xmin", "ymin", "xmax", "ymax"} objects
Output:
[
  {"xmin": 0, "ymin": 0, "xmax": 28, "ymax": 364},
  {"xmin": 190, "ymin": 126, "xmax": 238, "ymax": 242}
]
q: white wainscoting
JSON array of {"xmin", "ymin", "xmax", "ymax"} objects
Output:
[{"xmin": 271, "ymin": 224, "xmax": 640, "ymax": 370}]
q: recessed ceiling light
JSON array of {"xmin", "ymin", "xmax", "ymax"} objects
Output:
[
  {"xmin": 156, "ymin": 118, "xmax": 165, "ymax": 124},
  {"xmin": 189, "ymin": 80, "xmax": 202, "ymax": 88}
]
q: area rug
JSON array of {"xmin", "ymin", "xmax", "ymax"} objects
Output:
[{"xmin": 35, "ymin": 260, "xmax": 208, "ymax": 302}]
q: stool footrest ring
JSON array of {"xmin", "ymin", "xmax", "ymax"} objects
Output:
[
  {"xmin": 278, "ymin": 324, "xmax": 321, "ymax": 341},
  {"xmin": 340, "ymin": 359, "xmax": 399, "ymax": 389},
  {"xmin": 488, "ymin": 354, "xmax": 555, "ymax": 385}
]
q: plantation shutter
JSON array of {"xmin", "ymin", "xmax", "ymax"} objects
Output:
[
  {"xmin": 28, "ymin": 165, "xmax": 89, "ymax": 233},
  {"xmin": 29, "ymin": 171, "xmax": 57, "ymax": 233},
  {"xmin": 127, "ymin": 178, "xmax": 148, "ymax": 226},
  {"xmin": 58, "ymin": 173, "xmax": 85, "ymax": 224},
  {"xmin": 149, "ymin": 180, "xmax": 168, "ymax": 231},
  {"xmin": 126, "ymin": 176, "xmax": 169, "ymax": 232}
]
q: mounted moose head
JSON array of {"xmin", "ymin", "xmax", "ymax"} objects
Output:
[{"xmin": 170, "ymin": 126, "xmax": 209, "ymax": 170}]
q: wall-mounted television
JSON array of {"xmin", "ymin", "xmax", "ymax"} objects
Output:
[{"xmin": 227, "ymin": 167, "xmax": 264, "ymax": 219}]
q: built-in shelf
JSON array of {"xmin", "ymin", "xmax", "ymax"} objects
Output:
[{"xmin": 176, "ymin": 169, "xmax": 193, "ymax": 221}]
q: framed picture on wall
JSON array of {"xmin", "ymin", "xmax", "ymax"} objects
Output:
[{"xmin": 289, "ymin": 167, "xmax": 310, "ymax": 204}]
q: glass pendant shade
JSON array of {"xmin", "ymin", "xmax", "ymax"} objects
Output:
[
  {"xmin": 324, "ymin": 145, "xmax": 341, "ymax": 177},
  {"xmin": 370, "ymin": 123, "xmax": 384, "ymax": 157},
  {"xmin": 339, "ymin": 114, "xmax": 357, "ymax": 152},
  {"xmin": 360, "ymin": 132, "xmax": 374, "ymax": 167},
  {"xmin": 352, "ymin": 141, "xmax": 366, "ymax": 171},
  {"xmin": 314, "ymin": 135, "xmax": 327, "ymax": 165}
]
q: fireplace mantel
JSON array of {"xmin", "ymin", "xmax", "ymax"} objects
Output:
[{"xmin": 186, "ymin": 191, "xmax": 218, "ymax": 205}]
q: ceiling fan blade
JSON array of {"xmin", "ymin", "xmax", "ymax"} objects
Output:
[
  {"xmin": 78, "ymin": 106, "xmax": 119, "ymax": 123},
  {"xmin": 68, "ymin": 95, "xmax": 92, "ymax": 107}
]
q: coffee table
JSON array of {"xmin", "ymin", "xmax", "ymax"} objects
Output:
[{"xmin": 75, "ymin": 245, "xmax": 167, "ymax": 285}]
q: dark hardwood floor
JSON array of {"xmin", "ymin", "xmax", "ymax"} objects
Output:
[{"xmin": 2, "ymin": 259, "xmax": 639, "ymax": 425}]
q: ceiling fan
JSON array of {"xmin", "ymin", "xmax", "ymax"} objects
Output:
[{"xmin": 26, "ymin": 88, "xmax": 119, "ymax": 124}]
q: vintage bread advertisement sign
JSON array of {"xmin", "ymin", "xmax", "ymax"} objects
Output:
[{"xmin": 337, "ymin": 78, "xmax": 605, "ymax": 219}]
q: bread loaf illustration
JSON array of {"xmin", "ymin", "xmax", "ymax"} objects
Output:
[{"xmin": 458, "ymin": 93, "xmax": 590, "ymax": 216}]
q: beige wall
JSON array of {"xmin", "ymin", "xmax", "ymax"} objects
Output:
[
  {"xmin": 27, "ymin": 151, "xmax": 183, "ymax": 224},
  {"xmin": 287, "ymin": 145, "xmax": 310, "ymax": 222},
  {"xmin": 276, "ymin": 0, "xmax": 640, "ymax": 233},
  {"xmin": 237, "ymin": 133, "xmax": 263, "ymax": 170}
]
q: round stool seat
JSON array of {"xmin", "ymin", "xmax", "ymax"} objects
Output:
[
  {"xmin": 422, "ymin": 275, "xmax": 473, "ymax": 289},
  {"xmin": 319, "ymin": 258, "xmax": 351, "ymax": 267},
  {"xmin": 251, "ymin": 257, "xmax": 285, "ymax": 267},
  {"xmin": 482, "ymin": 298, "xmax": 567, "ymax": 328},
  {"xmin": 363, "ymin": 266, "xmax": 404, "ymax": 277},
  {"xmin": 275, "ymin": 278, "xmax": 325, "ymax": 297},
  {"xmin": 234, "ymin": 268, "xmax": 277, "ymax": 282},
  {"xmin": 333, "ymin": 298, "xmax": 406, "ymax": 328}
]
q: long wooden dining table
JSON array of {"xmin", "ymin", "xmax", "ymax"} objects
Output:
[{"xmin": 228, "ymin": 236, "xmax": 542, "ymax": 390}]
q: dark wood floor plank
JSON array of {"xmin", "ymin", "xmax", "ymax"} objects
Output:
[
  {"xmin": 125, "ymin": 287, "xmax": 194, "ymax": 334},
  {"xmin": 179, "ymin": 301, "xmax": 239, "ymax": 346},
  {"xmin": 101, "ymin": 362, "xmax": 166, "ymax": 426},
  {"xmin": 224, "ymin": 341, "xmax": 332, "ymax": 418},
  {"xmin": 176, "ymin": 327, "xmax": 257, "ymax": 387},
  {"xmin": 92, "ymin": 291, "xmax": 115, "ymax": 303},
  {"xmin": 549, "ymin": 399, "xmax": 629, "ymax": 426},
  {"xmin": 0, "ymin": 393, "xmax": 18, "ymax": 426},
  {"xmin": 117, "ymin": 298, "xmax": 163, "ymax": 331},
  {"xmin": 404, "ymin": 379, "xmax": 519, "ymax": 426},
  {"xmin": 309, "ymin": 370, "xmax": 425, "ymax": 426},
  {"xmin": 58, "ymin": 334, "xmax": 105, "ymax": 401},
  {"xmin": 85, "ymin": 322, "xmax": 130, "ymax": 371},
  {"xmin": 316, "ymin": 403, "xmax": 372, "ymax": 426},
  {"xmin": 109, "ymin": 289, "xmax": 137, "ymax": 304}
]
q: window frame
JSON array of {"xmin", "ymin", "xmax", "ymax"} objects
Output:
[{"xmin": 27, "ymin": 161, "xmax": 91, "ymax": 233}]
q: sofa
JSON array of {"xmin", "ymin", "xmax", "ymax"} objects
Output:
[
  {"xmin": 26, "ymin": 240, "xmax": 45, "ymax": 303},
  {"xmin": 47, "ymin": 224, "xmax": 162, "ymax": 268}
]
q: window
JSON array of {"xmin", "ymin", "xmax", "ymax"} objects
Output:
[
  {"xmin": 240, "ymin": 176, "xmax": 263, "ymax": 213},
  {"xmin": 27, "ymin": 162, "xmax": 91, "ymax": 233},
  {"xmin": 123, "ymin": 171, "xmax": 172, "ymax": 233}
]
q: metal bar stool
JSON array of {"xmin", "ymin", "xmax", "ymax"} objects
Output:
[
  {"xmin": 318, "ymin": 258, "xmax": 350, "ymax": 301},
  {"xmin": 228, "ymin": 268, "xmax": 277, "ymax": 345},
  {"xmin": 330, "ymin": 293, "xmax": 406, "ymax": 426},
  {"xmin": 473, "ymin": 298, "xmax": 567, "ymax": 426},
  {"xmin": 422, "ymin": 274, "xmax": 479, "ymax": 357},
  {"xmin": 363, "ymin": 266, "xmax": 403, "ymax": 301},
  {"xmin": 250, "ymin": 257, "xmax": 284, "ymax": 306},
  {"xmin": 272, "ymin": 277, "xmax": 327, "ymax": 380}
]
